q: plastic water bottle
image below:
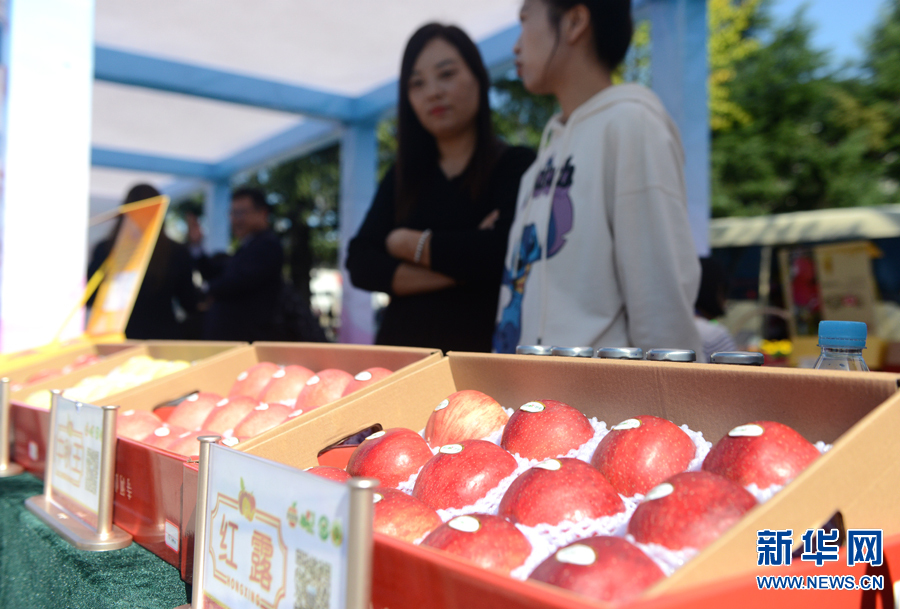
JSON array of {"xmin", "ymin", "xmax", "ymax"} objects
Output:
[{"xmin": 813, "ymin": 321, "xmax": 869, "ymax": 372}]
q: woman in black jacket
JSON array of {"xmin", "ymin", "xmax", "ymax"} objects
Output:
[{"xmin": 346, "ymin": 23, "xmax": 534, "ymax": 352}]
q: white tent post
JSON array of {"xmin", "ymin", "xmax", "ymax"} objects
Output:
[
  {"xmin": 203, "ymin": 179, "xmax": 232, "ymax": 254},
  {"xmin": 648, "ymin": 0, "xmax": 711, "ymax": 257},
  {"xmin": 339, "ymin": 121, "xmax": 377, "ymax": 344},
  {"xmin": 0, "ymin": 0, "xmax": 95, "ymax": 352}
]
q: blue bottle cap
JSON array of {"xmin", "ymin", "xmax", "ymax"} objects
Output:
[{"xmin": 817, "ymin": 321, "xmax": 867, "ymax": 349}]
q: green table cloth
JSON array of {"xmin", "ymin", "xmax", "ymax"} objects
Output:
[{"xmin": 0, "ymin": 473, "xmax": 188, "ymax": 609}]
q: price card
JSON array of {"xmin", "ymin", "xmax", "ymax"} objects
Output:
[
  {"xmin": 50, "ymin": 396, "xmax": 105, "ymax": 528},
  {"xmin": 203, "ymin": 444, "xmax": 350, "ymax": 609}
]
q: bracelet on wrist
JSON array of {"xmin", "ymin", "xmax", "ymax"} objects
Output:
[{"xmin": 414, "ymin": 229, "xmax": 432, "ymax": 264}]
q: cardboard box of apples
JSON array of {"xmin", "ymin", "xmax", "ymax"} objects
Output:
[
  {"xmin": 67, "ymin": 342, "xmax": 439, "ymax": 571},
  {"xmin": 0, "ymin": 341, "xmax": 135, "ymax": 390},
  {"xmin": 233, "ymin": 352, "xmax": 900, "ymax": 608}
]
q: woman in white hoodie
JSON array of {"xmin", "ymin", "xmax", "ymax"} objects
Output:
[{"xmin": 493, "ymin": 0, "xmax": 703, "ymax": 355}]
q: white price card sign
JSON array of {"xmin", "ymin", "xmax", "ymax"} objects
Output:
[
  {"xmin": 203, "ymin": 444, "xmax": 350, "ymax": 609},
  {"xmin": 51, "ymin": 396, "xmax": 105, "ymax": 528}
]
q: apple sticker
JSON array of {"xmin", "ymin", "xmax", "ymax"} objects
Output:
[
  {"xmin": 236, "ymin": 371, "xmax": 249, "ymax": 382},
  {"xmin": 448, "ymin": 515, "xmax": 481, "ymax": 533},
  {"xmin": 520, "ymin": 401, "xmax": 545, "ymax": 413},
  {"xmin": 222, "ymin": 437, "xmax": 239, "ymax": 447},
  {"xmin": 555, "ymin": 544, "xmax": 597, "ymax": 566},
  {"xmin": 373, "ymin": 493, "xmax": 383, "ymax": 504},
  {"xmin": 435, "ymin": 399, "xmax": 450, "ymax": 411},
  {"xmin": 254, "ymin": 403, "xmax": 269, "ymax": 411},
  {"xmin": 729, "ymin": 424, "xmax": 765, "ymax": 437},
  {"xmin": 535, "ymin": 459, "xmax": 562, "ymax": 471},
  {"xmin": 216, "ymin": 399, "xmax": 229, "ymax": 407},
  {"xmin": 439, "ymin": 444, "xmax": 464, "ymax": 454},
  {"xmin": 123, "ymin": 410, "xmax": 136, "ymax": 416},
  {"xmin": 187, "ymin": 393, "xmax": 199, "ymax": 402},
  {"xmin": 288, "ymin": 410, "xmax": 305, "ymax": 418},
  {"xmin": 355, "ymin": 371, "xmax": 373, "ymax": 381},
  {"xmin": 613, "ymin": 418, "xmax": 642, "ymax": 431},
  {"xmin": 154, "ymin": 427, "xmax": 171, "ymax": 437},
  {"xmin": 366, "ymin": 431, "xmax": 386, "ymax": 441},
  {"xmin": 644, "ymin": 482, "xmax": 675, "ymax": 501},
  {"xmin": 272, "ymin": 369, "xmax": 286, "ymax": 379},
  {"xmin": 307, "ymin": 376, "xmax": 321, "ymax": 386}
]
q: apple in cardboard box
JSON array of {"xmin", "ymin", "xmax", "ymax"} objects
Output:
[
  {"xmin": 306, "ymin": 466, "xmax": 352, "ymax": 483},
  {"xmin": 529, "ymin": 536, "xmax": 664, "ymax": 603},
  {"xmin": 167, "ymin": 430, "xmax": 215, "ymax": 458},
  {"xmin": 373, "ymin": 488, "xmax": 442, "ymax": 543},
  {"xmin": 294, "ymin": 369, "xmax": 354, "ymax": 412},
  {"xmin": 233, "ymin": 403, "xmax": 292, "ymax": 439},
  {"xmin": 590, "ymin": 415, "xmax": 696, "ymax": 496},
  {"xmin": 261, "ymin": 365, "xmax": 315, "ymax": 405},
  {"xmin": 117, "ymin": 409, "xmax": 163, "ymax": 441},
  {"xmin": 628, "ymin": 471, "xmax": 757, "ymax": 551},
  {"xmin": 424, "ymin": 390, "xmax": 509, "ymax": 448},
  {"xmin": 142, "ymin": 423, "xmax": 190, "ymax": 450},
  {"xmin": 167, "ymin": 392, "xmax": 224, "ymax": 430},
  {"xmin": 421, "ymin": 514, "xmax": 532, "ymax": 575},
  {"xmin": 346, "ymin": 428, "xmax": 434, "ymax": 488},
  {"xmin": 498, "ymin": 458, "xmax": 624, "ymax": 526},
  {"xmin": 228, "ymin": 362, "xmax": 281, "ymax": 399},
  {"xmin": 702, "ymin": 421, "xmax": 820, "ymax": 488},
  {"xmin": 341, "ymin": 367, "xmax": 393, "ymax": 398},
  {"xmin": 413, "ymin": 440, "xmax": 517, "ymax": 510},
  {"xmin": 201, "ymin": 396, "xmax": 260, "ymax": 435},
  {"xmin": 501, "ymin": 400, "xmax": 593, "ymax": 460}
]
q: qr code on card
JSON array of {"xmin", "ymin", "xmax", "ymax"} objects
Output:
[
  {"xmin": 84, "ymin": 448, "xmax": 100, "ymax": 495},
  {"xmin": 294, "ymin": 549, "xmax": 330, "ymax": 609}
]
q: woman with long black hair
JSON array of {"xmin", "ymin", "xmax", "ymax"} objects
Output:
[{"xmin": 347, "ymin": 23, "xmax": 535, "ymax": 352}]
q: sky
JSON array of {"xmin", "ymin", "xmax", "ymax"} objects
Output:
[{"xmin": 769, "ymin": 0, "xmax": 887, "ymax": 65}]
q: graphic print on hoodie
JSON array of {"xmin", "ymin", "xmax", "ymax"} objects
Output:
[{"xmin": 493, "ymin": 156, "xmax": 575, "ymax": 353}]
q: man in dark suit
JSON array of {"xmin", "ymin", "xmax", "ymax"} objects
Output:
[{"xmin": 193, "ymin": 187, "xmax": 284, "ymax": 341}]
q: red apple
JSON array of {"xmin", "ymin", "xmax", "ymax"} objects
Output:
[
  {"xmin": 702, "ymin": 421, "xmax": 820, "ymax": 488},
  {"xmin": 167, "ymin": 392, "xmax": 224, "ymax": 430},
  {"xmin": 413, "ymin": 440, "xmax": 517, "ymax": 510},
  {"xmin": 69, "ymin": 353, "xmax": 102, "ymax": 370},
  {"xmin": 306, "ymin": 466, "xmax": 351, "ymax": 483},
  {"xmin": 529, "ymin": 536, "xmax": 664, "ymax": 603},
  {"xmin": 233, "ymin": 403, "xmax": 292, "ymax": 439},
  {"xmin": 117, "ymin": 409, "xmax": 163, "ymax": 441},
  {"xmin": 501, "ymin": 399, "xmax": 594, "ymax": 460},
  {"xmin": 142, "ymin": 423, "xmax": 190, "ymax": 449},
  {"xmin": 294, "ymin": 369, "xmax": 353, "ymax": 412},
  {"xmin": 261, "ymin": 365, "xmax": 315, "ymax": 405},
  {"xmin": 424, "ymin": 390, "xmax": 509, "ymax": 448},
  {"xmin": 228, "ymin": 362, "xmax": 281, "ymax": 399},
  {"xmin": 167, "ymin": 430, "xmax": 215, "ymax": 457},
  {"xmin": 373, "ymin": 487, "xmax": 442, "ymax": 543},
  {"xmin": 201, "ymin": 396, "xmax": 260, "ymax": 434},
  {"xmin": 340, "ymin": 367, "xmax": 393, "ymax": 398},
  {"xmin": 590, "ymin": 415, "xmax": 696, "ymax": 496},
  {"xmin": 346, "ymin": 428, "xmax": 434, "ymax": 488},
  {"xmin": 421, "ymin": 514, "xmax": 532, "ymax": 574},
  {"xmin": 25, "ymin": 368, "xmax": 64, "ymax": 385},
  {"xmin": 498, "ymin": 458, "xmax": 624, "ymax": 526},
  {"xmin": 628, "ymin": 471, "xmax": 757, "ymax": 550}
]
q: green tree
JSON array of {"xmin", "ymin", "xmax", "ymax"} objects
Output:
[{"xmin": 863, "ymin": 0, "xmax": 900, "ymax": 193}]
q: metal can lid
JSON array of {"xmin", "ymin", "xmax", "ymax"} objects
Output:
[
  {"xmin": 645, "ymin": 349, "xmax": 696, "ymax": 362},
  {"xmin": 710, "ymin": 351, "xmax": 764, "ymax": 366},
  {"xmin": 550, "ymin": 346, "xmax": 594, "ymax": 358},
  {"xmin": 516, "ymin": 345, "xmax": 554, "ymax": 356},
  {"xmin": 596, "ymin": 347, "xmax": 644, "ymax": 360}
]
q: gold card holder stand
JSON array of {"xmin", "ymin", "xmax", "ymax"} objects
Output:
[
  {"xmin": 25, "ymin": 391, "xmax": 132, "ymax": 551},
  {"xmin": 0, "ymin": 379, "xmax": 23, "ymax": 477},
  {"xmin": 176, "ymin": 437, "xmax": 376, "ymax": 609}
]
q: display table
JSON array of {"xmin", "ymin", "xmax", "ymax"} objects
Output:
[{"xmin": 0, "ymin": 473, "xmax": 188, "ymax": 608}]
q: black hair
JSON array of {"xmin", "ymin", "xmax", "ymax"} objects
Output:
[
  {"xmin": 696, "ymin": 257, "xmax": 728, "ymax": 320},
  {"xmin": 542, "ymin": 0, "xmax": 633, "ymax": 71},
  {"xmin": 231, "ymin": 186, "xmax": 270, "ymax": 213},
  {"xmin": 395, "ymin": 23, "xmax": 502, "ymax": 223},
  {"xmin": 124, "ymin": 183, "xmax": 161, "ymax": 204}
]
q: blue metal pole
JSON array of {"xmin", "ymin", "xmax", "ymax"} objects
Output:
[
  {"xmin": 648, "ymin": 0, "xmax": 710, "ymax": 256},
  {"xmin": 339, "ymin": 121, "xmax": 378, "ymax": 344},
  {"xmin": 204, "ymin": 179, "xmax": 232, "ymax": 255}
]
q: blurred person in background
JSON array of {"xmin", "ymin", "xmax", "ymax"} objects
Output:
[
  {"xmin": 87, "ymin": 184, "xmax": 200, "ymax": 339},
  {"xmin": 347, "ymin": 23, "xmax": 535, "ymax": 352},
  {"xmin": 694, "ymin": 257, "xmax": 737, "ymax": 362},
  {"xmin": 190, "ymin": 187, "xmax": 284, "ymax": 341}
]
